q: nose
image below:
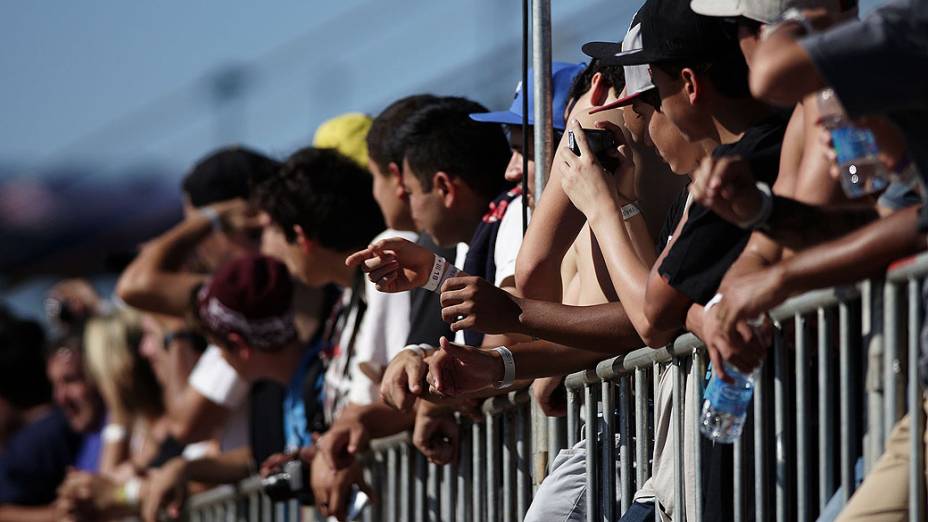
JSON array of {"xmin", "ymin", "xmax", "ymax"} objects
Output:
[{"xmin": 504, "ymin": 151, "xmax": 523, "ymax": 183}]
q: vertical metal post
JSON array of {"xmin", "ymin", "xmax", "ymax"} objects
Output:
[
  {"xmin": 400, "ymin": 445, "xmax": 411, "ymax": 522},
  {"xmin": 441, "ymin": 462, "xmax": 454, "ymax": 522},
  {"xmin": 415, "ymin": 451, "xmax": 427, "ymax": 522},
  {"xmin": 531, "ymin": 0, "xmax": 553, "ymax": 195},
  {"xmin": 585, "ymin": 383, "xmax": 600, "ymax": 522},
  {"xmin": 503, "ymin": 411, "xmax": 515, "ymax": 522},
  {"xmin": 672, "ymin": 357, "xmax": 685, "ymax": 522},
  {"xmin": 774, "ymin": 322, "xmax": 792, "ymax": 521},
  {"xmin": 427, "ymin": 462, "xmax": 439, "ymax": 521},
  {"xmin": 387, "ymin": 447, "xmax": 398, "ymax": 522},
  {"xmin": 884, "ymin": 282, "xmax": 902, "ymax": 441},
  {"xmin": 530, "ymin": 0, "xmax": 554, "ymax": 494},
  {"xmin": 818, "ymin": 307, "xmax": 836, "ymax": 511},
  {"xmin": 907, "ymin": 278, "xmax": 926, "ymax": 521},
  {"xmin": 863, "ymin": 280, "xmax": 885, "ymax": 473},
  {"xmin": 795, "ymin": 313, "xmax": 810, "ymax": 521},
  {"xmin": 619, "ymin": 377, "xmax": 634, "ymax": 514},
  {"xmin": 754, "ymin": 360, "xmax": 767, "ymax": 522},
  {"xmin": 457, "ymin": 421, "xmax": 473, "ymax": 522},
  {"xmin": 517, "ymin": 403, "xmax": 532, "ymax": 519},
  {"xmin": 473, "ymin": 422, "xmax": 485, "ymax": 522},
  {"xmin": 487, "ymin": 413, "xmax": 500, "ymax": 522},
  {"xmin": 568, "ymin": 387, "xmax": 581, "ymax": 447},
  {"xmin": 733, "ymin": 436, "xmax": 744, "ymax": 522},
  {"xmin": 602, "ymin": 379, "xmax": 617, "ymax": 521},
  {"xmin": 839, "ymin": 300, "xmax": 856, "ymax": 502},
  {"xmin": 691, "ymin": 351, "xmax": 704, "ymax": 522},
  {"xmin": 634, "ymin": 367, "xmax": 651, "ymax": 490}
]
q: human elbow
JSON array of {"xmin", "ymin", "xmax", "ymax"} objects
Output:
[
  {"xmin": 638, "ymin": 322, "xmax": 676, "ymax": 349},
  {"xmin": 115, "ymin": 268, "xmax": 154, "ymax": 308},
  {"xmin": 514, "ymin": 252, "xmax": 552, "ymax": 294},
  {"xmin": 750, "ymin": 45, "xmax": 797, "ymax": 107}
]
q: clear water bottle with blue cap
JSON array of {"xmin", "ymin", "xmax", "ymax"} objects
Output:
[
  {"xmin": 700, "ymin": 362, "xmax": 760, "ymax": 443},
  {"xmin": 816, "ymin": 88, "xmax": 889, "ymax": 198}
]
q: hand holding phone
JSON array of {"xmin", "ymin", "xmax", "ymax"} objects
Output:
[{"xmin": 567, "ymin": 128, "xmax": 620, "ymax": 173}]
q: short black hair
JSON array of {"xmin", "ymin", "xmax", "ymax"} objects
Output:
[
  {"xmin": 398, "ymin": 97, "xmax": 511, "ymax": 200},
  {"xmin": 367, "ymin": 94, "xmax": 442, "ymax": 175},
  {"xmin": 0, "ymin": 315, "xmax": 51, "ymax": 409},
  {"xmin": 252, "ymin": 147, "xmax": 386, "ymax": 251},
  {"xmin": 182, "ymin": 146, "xmax": 283, "ymax": 208},
  {"xmin": 652, "ymin": 31, "xmax": 751, "ymax": 100},
  {"xmin": 567, "ymin": 59, "xmax": 626, "ymax": 105}
]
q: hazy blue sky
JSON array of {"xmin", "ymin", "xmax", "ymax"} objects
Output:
[{"xmin": 0, "ymin": 0, "xmax": 635, "ymax": 177}]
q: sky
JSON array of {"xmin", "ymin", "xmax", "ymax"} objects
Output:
[{"xmin": 0, "ymin": 0, "xmax": 634, "ymax": 178}]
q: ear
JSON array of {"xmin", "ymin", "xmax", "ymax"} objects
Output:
[
  {"xmin": 227, "ymin": 332, "xmax": 252, "ymax": 361},
  {"xmin": 388, "ymin": 162, "xmax": 407, "ymax": 198},
  {"xmin": 680, "ymin": 68, "xmax": 700, "ymax": 105},
  {"xmin": 432, "ymin": 172, "xmax": 456, "ymax": 208},
  {"xmin": 293, "ymin": 225, "xmax": 314, "ymax": 254},
  {"xmin": 589, "ymin": 72, "xmax": 610, "ymax": 107}
]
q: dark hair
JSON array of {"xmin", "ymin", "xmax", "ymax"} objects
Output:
[
  {"xmin": 398, "ymin": 97, "xmax": 511, "ymax": 200},
  {"xmin": 0, "ymin": 315, "xmax": 51, "ymax": 409},
  {"xmin": 653, "ymin": 47, "xmax": 751, "ymax": 99},
  {"xmin": 367, "ymin": 94, "xmax": 442, "ymax": 175},
  {"xmin": 252, "ymin": 147, "xmax": 386, "ymax": 251},
  {"xmin": 567, "ymin": 59, "xmax": 626, "ymax": 105},
  {"xmin": 182, "ymin": 146, "xmax": 283, "ymax": 208}
]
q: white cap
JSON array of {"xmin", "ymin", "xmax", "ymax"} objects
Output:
[
  {"xmin": 589, "ymin": 19, "xmax": 657, "ymax": 115},
  {"xmin": 690, "ymin": 0, "xmax": 838, "ymax": 24}
]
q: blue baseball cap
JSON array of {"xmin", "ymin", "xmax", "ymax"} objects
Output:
[{"xmin": 470, "ymin": 62, "xmax": 586, "ymax": 131}]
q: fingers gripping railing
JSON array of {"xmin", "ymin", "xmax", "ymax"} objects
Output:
[{"xmin": 185, "ymin": 254, "xmax": 928, "ymax": 521}]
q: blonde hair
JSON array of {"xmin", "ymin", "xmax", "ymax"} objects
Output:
[{"xmin": 83, "ymin": 309, "xmax": 163, "ymax": 421}]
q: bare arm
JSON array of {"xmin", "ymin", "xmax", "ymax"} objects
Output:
[
  {"xmin": 165, "ymin": 388, "xmax": 230, "ymax": 444},
  {"xmin": 0, "ymin": 505, "xmax": 57, "ymax": 522},
  {"xmin": 515, "ymin": 299, "xmax": 644, "ymax": 351},
  {"xmin": 763, "ymin": 197, "xmax": 879, "ymax": 251},
  {"xmin": 750, "ymin": 21, "xmax": 825, "ymax": 107}
]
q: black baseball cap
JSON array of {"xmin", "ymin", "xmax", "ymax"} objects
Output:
[{"xmin": 582, "ymin": 0, "xmax": 740, "ymax": 66}]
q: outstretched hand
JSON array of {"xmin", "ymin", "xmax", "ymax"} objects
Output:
[
  {"xmin": 345, "ymin": 237, "xmax": 435, "ymax": 293},
  {"xmin": 427, "ymin": 337, "xmax": 503, "ymax": 397},
  {"xmin": 440, "ymin": 275, "xmax": 523, "ymax": 335}
]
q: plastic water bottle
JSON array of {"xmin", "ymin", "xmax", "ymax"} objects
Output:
[
  {"xmin": 816, "ymin": 88, "xmax": 889, "ymax": 198},
  {"xmin": 700, "ymin": 362, "xmax": 760, "ymax": 443}
]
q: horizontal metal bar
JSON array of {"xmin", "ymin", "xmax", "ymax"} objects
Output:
[
  {"xmin": 482, "ymin": 388, "xmax": 532, "ymax": 415},
  {"xmin": 369, "ymin": 432, "xmax": 411, "ymax": 452}
]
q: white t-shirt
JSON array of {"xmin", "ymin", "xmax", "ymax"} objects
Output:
[
  {"xmin": 323, "ymin": 230, "xmax": 416, "ymax": 421},
  {"xmin": 188, "ymin": 345, "xmax": 250, "ymax": 450},
  {"xmin": 493, "ymin": 194, "xmax": 529, "ymax": 287}
]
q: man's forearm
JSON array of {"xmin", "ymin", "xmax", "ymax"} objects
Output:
[
  {"xmin": 339, "ymin": 401, "xmax": 415, "ymax": 440},
  {"xmin": 184, "ymin": 446, "xmax": 254, "ymax": 484},
  {"xmin": 0, "ymin": 505, "xmax": 57, "ymax": 522},
  {"xmin": 764, "ymin": 196, "xmax": 879, "ymax": 251},
  {"xmin": 509, "ymin": 340, "xmax": 618, "ymax": 380},
  {"xmin": 516, "ymin": 299, "xmax": 644, "ymax": 352},
  {"xmin": 778, "ymin": 205, "xmax": 925, "ymax": 296}
]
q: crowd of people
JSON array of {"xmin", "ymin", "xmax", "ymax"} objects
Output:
[{"xmin": 1, "ymin": 0, "xmax": 926, "ymax": 520}]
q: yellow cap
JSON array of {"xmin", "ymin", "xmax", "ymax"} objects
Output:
[{"xmin": 312, "ymin": 112, "xmax": 373, "ymax": 168}]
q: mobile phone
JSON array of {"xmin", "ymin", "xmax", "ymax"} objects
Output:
[{"xmin": 567, "ymin": 128, "xmax": 620, "ymax": 173}]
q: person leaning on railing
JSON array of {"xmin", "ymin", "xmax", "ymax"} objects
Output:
[{"xmin": 691, "ymin": 2, "xmax": 928, "ymax": 518}]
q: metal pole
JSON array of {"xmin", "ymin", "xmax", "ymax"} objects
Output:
[
  {"xmin": 585, "ymin": 384, "xmax": 600, "ymax": 522},
  {"xmin": 602, "ymin": 380, "xmax": 617, "ymax": 520},
  {"xmin": 795, "ymin": 313, "xmax": 810, "ymax": 521},
  {"xmin": 634, "ymin": 367, "xmax": 651, "ymax": 490},
  {"xmin": 672, "ymin": 357, "xmax": 685, "ymax": 521},
  {"xmin": 818, "ymin": 307, "xmax": 836, "ymax": 511},
  {"xmin": 532, "ymin": 0, "xmax": 553, "ymax": 197},
  {"xmin": 907, "ymin": 278, "xmax": 926, "ymax": 521},
  {"xmin": 531, "ymin": 0, "xmax": 554, "ymax": 490}
]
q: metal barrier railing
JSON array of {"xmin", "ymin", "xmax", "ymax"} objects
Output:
[{"xmin": 186, "ymin": 254, "xmax": 928, "ymax": 521}]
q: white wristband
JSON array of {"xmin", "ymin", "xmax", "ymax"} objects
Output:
[
  {"xmin": 120, "ymin": 477, "xmax": 141, "ymax": 507},
  {"xmin": 493, "ymin": 346, "xmax": 515, "ymax": 389},
  {"xmin": 621, "ymin": 201, "xmax": 641, "ymax": 221},
  {"xmin": 741, "ymin": 181, "xmax": 773, "ymax": 230},
  {"xmin": 423, "ymin": 255, "xmax": 447, "ymax": 292},
  {"xmin": 200, "ymin": 207, "xmax": 223, "ymax": 233},
  {"xmin": 403, "ymin": 344, "xmax": 436, "ymax": 357},
  {"xmin": 704, "ymin": 293, "xmax": 723, "ymax": 316},
  {"xmin": 102, "ymin": 424, "xmax": 127, "ymax": 443}
]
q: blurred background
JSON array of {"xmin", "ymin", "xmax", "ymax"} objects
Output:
[{"xmin": 0, "ymin": 0, "xmax": 882, "ymax": 324}]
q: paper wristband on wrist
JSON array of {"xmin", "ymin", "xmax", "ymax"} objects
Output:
[
  {"xmin": 117, "ymin": 477, "xmax": 141, "ymax": 507},
  {"xmin": 200, "ymin": 207, "xmax": 223, "ymax": 233},
  {"xmin": 493, "ymin": 346, "xmax": 515, "ymax": 389},
  {"xmin": 102, "ymin": 424, "xmax": 127, "ymax": 443},
  {"xmin": 740, "ymin": 181, "xmax": 773, "ymax": 230},
  {"xmin": 423, "ymin": 255, "xmax": 447, "ymax": 291},
  {"xmin": 704, "ymin": 293, "xmax": 724, "ymax": 316},
  {"xmin": 621, "ymin": 201, "xmax": 641, "ymax": 221}
]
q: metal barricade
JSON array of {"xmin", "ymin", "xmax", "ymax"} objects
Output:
[{"xmin": 186, "ymin": 255, "xmax": 928, "ymax": 521}]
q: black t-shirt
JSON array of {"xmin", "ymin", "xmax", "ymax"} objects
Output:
[
  {"xmin": 0, "ymin": 408, "xmax": 82, "ymax": 505},
  {"xmin": 656, "ymin": 185, "xmax": 692, "ymax": 255},
  {"xmin": 658, "ymin": 114, "xmax": 787, "ymax": 304},
  {"xmin": 406, "ymin": 234, "xmax": 456, "ymax": 346},
  {"xmin": 249, "ymin": 380, "xmax": 287, "ymax": 466}
]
